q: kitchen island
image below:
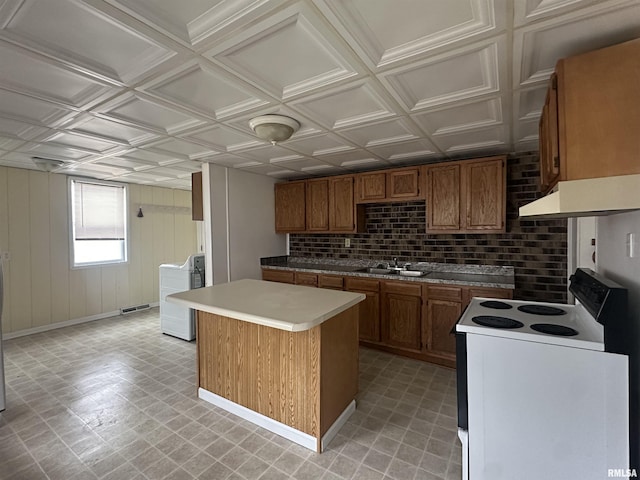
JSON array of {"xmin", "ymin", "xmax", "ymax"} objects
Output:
[{"xmin": 166, "ymin": 279, "xmax": 365, "ymax": 453}]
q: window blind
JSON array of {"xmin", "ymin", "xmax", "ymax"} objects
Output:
[{"xmin": 73, "ymin": 180, "xmax": 125, "ymax": 240}]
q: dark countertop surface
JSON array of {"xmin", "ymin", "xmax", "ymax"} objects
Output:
[{"xmin": 261, "ymin": 257, "xmax": 515, "ymax": 289}]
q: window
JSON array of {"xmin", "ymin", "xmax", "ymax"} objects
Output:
[{"xmin": 70, "ymin": 178, "xmax": 128, "ymax": 267}]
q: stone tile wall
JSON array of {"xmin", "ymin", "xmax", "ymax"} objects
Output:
[{"xmin": 289, "ymin": 153, "xmax": 568, "ymax": 302}]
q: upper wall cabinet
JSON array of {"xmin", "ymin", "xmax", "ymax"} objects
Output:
[
  {"xmin": 275, "ymin": 176, "xmax": 363, "ymax": 234},
  {"xmin": 426, "ymin": 156, "xmax": 506, "ymax": 234},
  {"xmin": 275, "ymin": 156, "xmax": 504, "ymax": 234},
  {"xmin": 329, "ymin": 175, "xmax": 359, "ymax": 233},
  {"xmin": 191, "ymin": 171, "xmax": 203, "ymax": 221},
  {"xmin": 275, "ymin": 181, "xmax": 306, "ymax": 233},
  {"xmin": 426, "ymin": 163, "xmax": 460, "ymax": 231},
  {"xmin": 540, "ymin": 38, "xmax": 640, "ymax": 193},
  {"xmin": 306, "ymin": 178, "xmax": 329, "ymax": 232},
  {"xmin": 356, "ymin": 167, "xmax": 423, "ymax": 203},
  {"xmin": 357, "ymin": 172, "xmax": 386, "ymax": 202},
  {"xmin": 539, "ymin": 73, "xmax": 560, "ymax": 193}
]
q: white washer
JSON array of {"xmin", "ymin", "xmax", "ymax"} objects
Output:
[{"xmin": 160, "ymin": 254, "xmax": 204, "ymax": 341}]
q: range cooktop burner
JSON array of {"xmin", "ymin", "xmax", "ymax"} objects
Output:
[
  {"xmin": 479, "ymin": 300, "xmax": 513, "ymax": 310},
  {"xmin": 517, "ymin": 305, "xmax": 567, "ymax": 316},
  {"xmin": 530, "ymin": 323, "xmax": 579, "ymax": 336},
  {"xmin": 472, "ymin": 316, "xmax": 524, "ymax": 329}
]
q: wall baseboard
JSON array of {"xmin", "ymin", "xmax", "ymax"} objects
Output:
[{"xmin": 3, "ymin": 302, "xmax": 160, "ymax": 340}]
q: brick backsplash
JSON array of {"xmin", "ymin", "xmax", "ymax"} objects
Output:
[{"xmin": 290, "ymin": 153, "xmax": 568, "ymax": 302}]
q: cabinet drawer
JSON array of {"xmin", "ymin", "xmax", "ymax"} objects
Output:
[
  {"xmin": 318, "ymin": 274, "xmax": 343, "ymax": 290},
  {"xmin": 345, "ymin": 277, "xmax": 380, "ymax": 292},
  {"xmin": 383, "ymin": 281, "xmax": 421, "ymax": 297},
  {"xmin": 262, "ymin": 269, "xmax": 295, "ymax": 284},
  {"xmin": 467, "ymin": 287, "xmax": 513, "ymax": 301},
  {"xmin": 295, "ymin": 272, "xmax": 318, "ymax": 287},
  {"xmin": 427, "ymin": 285, "xmax": 463, "ymax": 301}
]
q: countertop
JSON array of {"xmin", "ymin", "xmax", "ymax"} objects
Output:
[
  {"xmin": 261, "ymin": 257, "xmax": 515, "ymax": 289},
  {"xmin": 166, "ymin": 278, "xmax": 365, "ymax": 332}
]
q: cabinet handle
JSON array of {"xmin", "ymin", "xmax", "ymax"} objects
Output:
[{"xmin": 553, "ymin": 157, "xmax": 560, "ymax": 168}]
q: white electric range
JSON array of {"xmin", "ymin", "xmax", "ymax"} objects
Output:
[
  {"xmin": 457, "ymin": 297, "xmax": 604, "ymax": 350},
  {"xmin": 455, "ymin": 268, "xmax": 632, "ymax": 480}
]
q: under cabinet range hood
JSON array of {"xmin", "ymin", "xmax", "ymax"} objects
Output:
[{"xmin": 519, "ymin": 174, "xmax": 640, "ymax": 219}]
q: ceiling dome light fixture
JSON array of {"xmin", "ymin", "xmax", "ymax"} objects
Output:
[
  {"xmin": 32, "ymin": 156, "xmax": 65, "ymax": 172},
  {"xmin": 249, "ymin": 114, "xmax": 300, "ymax": 145}
]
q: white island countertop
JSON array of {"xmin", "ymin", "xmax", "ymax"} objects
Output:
[{"xmin": 166, "ymin": 279, "xmax": 365, "ymax": 332}]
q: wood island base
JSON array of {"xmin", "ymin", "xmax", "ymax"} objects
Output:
[{"xmin": 196, "ymin": 305, "xmax": 359, "ymax": 453}]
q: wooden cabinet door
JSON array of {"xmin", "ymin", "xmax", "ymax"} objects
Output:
[
  {"xmin": 382, "ymin": 282, "xmax": 422, "ymax": 351},
  {"xmin": 388, "ymin": 168, "xmax": 421, "ymax": 200},
  {"xmin": 427, "ymin": 164, "xmax": 460, "ymax": 231},
  {"xmin": 262, "ymin": 269, "xmax": 295, "ymax": 284},
  {"xmin": 540, "ymin": 74, "xmax": 560, "ymax": 193},
  {"xmin": 560, "ymin": 39, "xmax": 640, "ymax": 181},
  {"xmin": 345, "ymin": 278, "xmax": 380, "ymax": 343},
  {"xmin": 191, "ymin": 171, "xmax": 203, "ymax": 221},
  {"xmin": 275, "ymin": 181, "xmax": 306, "ymax": 233},
  {"xmin": 329, "ymin": 176, "xmax": 355, "ymax": 232},
  {"xmin": 357, "ymin": 172, "xmax": 386, "ymax": 202},
  {"xmin": 357, "ymin": 290, "xmax": 381, "ymax": 342},
  {"xmin": 426, "ymin": 299, "xmax": 461, "ymax": 357},
  {"xmin": 463, "ymin": 157, "xmax": 505, "ymax": 232},
  {"xmin": 306, "ymin": 179, "xmax": 329, "ymax": 231}
]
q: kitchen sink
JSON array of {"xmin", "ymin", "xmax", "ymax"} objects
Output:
[
  {"xmin": 398, "ymin": 270, "xmax": 430, "ymax": 277},
  {"xmin": 354, "ymin": 267, "xmax": 430, "ymax": 276},
  {"xmin": 355, "ymin": 267, "xmax": 392, "ymax": 274}
]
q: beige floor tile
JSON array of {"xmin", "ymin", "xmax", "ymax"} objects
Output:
[{"xmin": 0, "ymin": 309, "xmax": 459, "ymax": 480}]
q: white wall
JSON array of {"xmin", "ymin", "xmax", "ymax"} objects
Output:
[
  {"xmin": 597, "ymin": 210, "xmax": 640, "ymax": 320},
  {"xmin": 596, "ymin": 209, "xmax": 640, "ymax": 468},
  {"xmin": 203, "ymin": 164, "xmax": 287, "ymax": 285},
  {"xmin": 0, "ymin": 167, "xmax": 197, "ymax": 335}
]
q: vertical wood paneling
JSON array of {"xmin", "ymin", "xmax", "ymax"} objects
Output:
[
  {"xmin": 84, "ymin": 269, "xmax": 102, "ymax": 316},
  {"xmin": 319, "ymin": 306, "xmax": 358, "ymax": 435},
  {"xmin": 174, "ymin": 190, "xmax": 195, "ymax": 261},
  {"xmin": 114, "ymin": 264, "xmax": 130, "ymax": 311},
  {"xmin": 0, "ymin": 167, "xmax": 197, "ymax": 333},
  {"xmin": 127, "ymin": 185, "xmax": 143, "ymax": 306},
  {"xmin": 100, "ymin": 267, "xmax": 117, "ymax": 313},
  {"xmin": 0, "ymin": 167, "xmax": 11, "ymax": 334},
  {"xmin": 49, "ymin": 174, "xmax": 70, "ymax": 324},
  {"xmin": 198, "ymin": 312, "xmax": 321, "ymax": 437},
  {"xmin": 140, "ymin": 186, "xmax": 155, "ymax": 303},
  {"xmin": 163, "ymin": 189, "xmax": 175, "ymax": 262},
  {"xmin": 7, "ymin": 169, "xmax": 32, "ymax": 331},
  {"xmin": 29, "ymin": 172, "xmax": 51, "ymax": 327},
  {"xmin": 68, "ymin": 268, "xmax": 87, "ymax": 320}
]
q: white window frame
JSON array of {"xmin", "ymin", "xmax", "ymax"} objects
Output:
[{"xmin": 68, "ymin": 177, "xmax": 129, "ymax": 268}]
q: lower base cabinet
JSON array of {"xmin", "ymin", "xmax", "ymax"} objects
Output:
[
  {"xmin": 382, "ymin": 282, "xmax": 422, "ymax": 351},
  {"xmin": 262, "ymin": 268, "xmax": 513, "ymax": 368},
  {"xmin": 345, "ymin": 278, "xmax": 381, "ymax": 343},
  {"xmin": 425, "ymin": 286, "xmax": 464, "ymax": 361}
]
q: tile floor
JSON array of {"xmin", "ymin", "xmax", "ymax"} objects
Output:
[{"xmin": 0, "ymin": 308, "xmax": 461, "ymax": 480}]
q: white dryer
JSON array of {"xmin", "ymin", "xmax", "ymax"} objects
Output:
[{"xmin": 159, "ymin": 254, "xmax": 204, "ymax": 341}]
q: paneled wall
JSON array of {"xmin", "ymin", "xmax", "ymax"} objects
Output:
[
  {"xmin": 0, "ymin": 167, "xmax": 197, "ymax": 335},
  {"xmin": 290, "ymin": 153, "xmax": 568, "ymax": 302}
]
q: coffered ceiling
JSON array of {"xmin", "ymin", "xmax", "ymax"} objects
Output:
[{"xmin": 0, "ymin": 0, "xmax": 638, "ymax": 189}]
